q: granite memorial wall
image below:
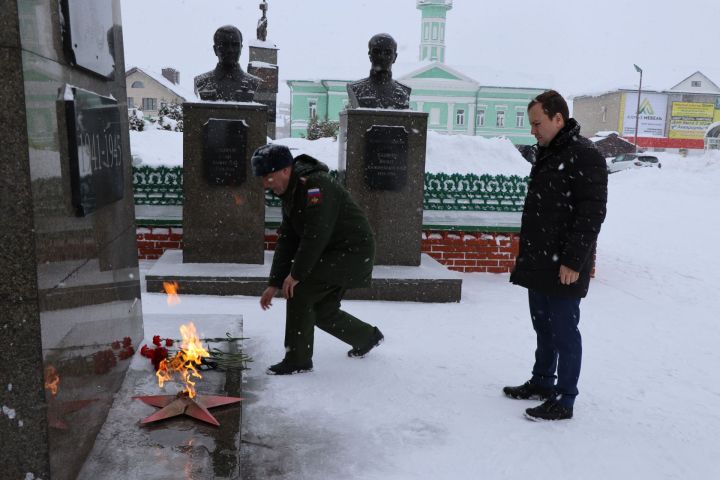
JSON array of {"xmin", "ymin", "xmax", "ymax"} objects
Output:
[{"xmin": 0, "ymin": 1, "xmax": 143, "ymax": 478}]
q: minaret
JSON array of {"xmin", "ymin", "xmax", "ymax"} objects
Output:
[{"xmin": 416, "ymin": 0, "xmax": 452, "ymax": 63}]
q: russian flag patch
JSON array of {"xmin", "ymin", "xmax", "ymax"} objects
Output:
[{"xmin": 307, "ymin": 187, "xmax": 322, "ymax": 205}]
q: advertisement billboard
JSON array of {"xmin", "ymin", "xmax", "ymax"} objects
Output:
[
  {"xmin": 669, "ymin": 102, "xmax": 715, "ymax": 139},
  {"xmin": 619, "ymin": 92, "xmax": 667, "ymax": 137}
]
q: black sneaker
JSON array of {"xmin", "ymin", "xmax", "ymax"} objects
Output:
[
  {"xmin": 347, "ymin": 327, "xmax": 384, "ymax": 358},
  {"xmin": 503, "ymin": 381, "xmax": 555, "ymax": 400},
  {"xmin": 266, "ymin": 359, "xmax": 313, "ymax": 375},
  {"xmin": 524, "ymin": 399, "xmax": 573, "ymax": 421}
]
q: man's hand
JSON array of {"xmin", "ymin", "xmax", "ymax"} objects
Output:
[
  {"xmin": 260, "ymin": 286, "xmax": 278, "ymax": 310},
  {"xmin": 559, "ymin": 265, "xmax": 580, "ymax": 285},
  {"xmin": 282, "ymin": 274, "xmax": 299, "ymax": 299}
]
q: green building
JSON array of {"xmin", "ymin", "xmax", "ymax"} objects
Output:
[{"xmin": 287, "ymin": 0, "xmax": 545, "ymax": 144}]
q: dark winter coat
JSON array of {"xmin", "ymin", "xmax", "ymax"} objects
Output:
[
  {"xmin": 510, "ymin": 118, "xmax": 608, "ymax": 298},
  {"xmin": 268, "ymin": 155, "xmax": 375, "ymax": 289}
]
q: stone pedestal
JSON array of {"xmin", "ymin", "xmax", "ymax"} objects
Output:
[
  {"xmin": 146, "ymin": 250, "xmax": 462, "ymax": 302},
  {"xmin": 248, "ymin": 42, "xmax": 278, "ymax": 139},
  {"xmin": 339, "ymin": 109, "xmax": 429, "ymax": 266},
  {"xmin": 1, "ymin": 2, "xmax": 143, "ymax": 478},
  {"xmin": 182, "ymin": 102, "xmax": 267, "ymax": 264}
]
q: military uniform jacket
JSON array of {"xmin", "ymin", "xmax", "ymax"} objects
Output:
[
  {"xmin": 268, "ymin": 155, "xmax": 375, "ymax": 289},
  {"xmin": 510, "ymin": 118, "xmax": 608, "ymax": 298}
]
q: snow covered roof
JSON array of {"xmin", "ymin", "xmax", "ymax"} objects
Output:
[
  {"xmin": 126, "ymin": 66, "xmax": 197, "ymax": 101},
  {"xmin": 668, "ymin": 71, "xmax": 720, "ymax": 94}
]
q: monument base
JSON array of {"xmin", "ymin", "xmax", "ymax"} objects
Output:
[
  {"xmin": 182, "ymin": 101, "xmax": 267, "ymax": 264},
  {"xmin": 146, "ymin": 250, "xmax": 462, "ymax": 303},
  {"xmin": 339, "ymin": 108, "xmax": 429, "ymax": 266}
]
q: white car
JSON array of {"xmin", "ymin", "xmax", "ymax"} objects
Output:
[{"xmin": 607, "ymin": 153, "xmax": 661, "ymax": 173}]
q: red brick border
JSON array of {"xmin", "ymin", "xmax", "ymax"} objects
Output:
[{"xmin": 137, "ymin": 227, "xmax": 519, "ymax": 273}]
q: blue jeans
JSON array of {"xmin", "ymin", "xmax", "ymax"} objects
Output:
[{"xmin": 528, "ymin": 290, "xmax": 582, "ymax": 406}]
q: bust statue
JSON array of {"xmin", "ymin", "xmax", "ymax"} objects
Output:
[
  {"xmin": 194, "ymin": 25, "xmax": 262, "ymax": 102},
  {"xmin": 347, "ymin": 33, "xmax": 411, "ymax": 109}
]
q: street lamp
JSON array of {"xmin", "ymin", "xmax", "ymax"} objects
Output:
[{"xmin": 633, "ymin": 64, "xmax": 643, "ymax": 153}]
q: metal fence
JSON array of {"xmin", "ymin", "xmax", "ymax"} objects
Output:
[{"xmin": 133, "ymin": 166, "xmax": 528, "ymax": 212}]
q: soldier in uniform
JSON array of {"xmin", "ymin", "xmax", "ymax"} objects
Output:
[
  {"xmin": 194, "ymin": 25, "xmax": 261, "ymax": 102},
  {"xmin": 347, "ymin": 33, "xmax": 411, "ymax": 109},
  {"xmin": 252, "ymin": 144, "xmax": 384, "ymax": 375}
]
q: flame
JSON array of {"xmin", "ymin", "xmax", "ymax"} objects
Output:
[
  {"xmin": 44, "ymin": 366, "xmax": 60, "ymax": 396},
  {"xmin": 163, "ymin": 281, "xmax": 181, "ymax": 306},
  {"xmin": 155, "ymin": 322, "xmax": 209, "ymax": 398}
]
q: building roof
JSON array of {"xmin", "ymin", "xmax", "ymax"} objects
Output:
[
  {"xmin": 668, "ymin": 71, "xmax": 720, "ymax": 94},
  {"xmin": 126, "ymin": 66, "xmax": 196, "ymax": 101}
]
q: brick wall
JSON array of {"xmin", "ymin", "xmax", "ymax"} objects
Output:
[
  {"xmin": 136, "ymin": 227, "xmax": 184, "ymax": 260},
  {"xmin": 138, "ymin": 226, "xmax": 519, "ymax": 273},
  {"xmin": 421, "ymin": 230, "xmax": 519, "ymax": 273}
]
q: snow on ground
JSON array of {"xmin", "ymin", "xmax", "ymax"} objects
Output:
[
  {"xmin": 130, "ymin": 129, "xmax": 183, "ymax": 167},
  {"xmin": 137, "ymin": 152, "xmax": 720, "ymax": 479},
  {"xmin": 130, "ymin": 129, "xmax": 529, "ymax": 174}
]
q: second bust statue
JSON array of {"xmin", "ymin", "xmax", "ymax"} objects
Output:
[
  {"xmin": 347, "ymin": 33, "xmax": 411, "ymax": 109},
  {"xmin": 194, "ymin": 25, "xmax": 262, "ymax": 102}
]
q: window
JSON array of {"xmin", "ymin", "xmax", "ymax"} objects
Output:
[
  {"xmin": 516, "ymin": 111, "xmax": 524, "ymax": 128},
  {"xmin": 424, "ymin": 24, "xmax": 430, "ymax": 40},
  {"xmin": 456, "ymin": 109, "xmax": 465, "ymax": 126},
  {"xmin": 432, "ymin": 24, "xmax": 438, "ymax": 40},
  {"xmin": 141, "ymin": 97, "xmax": 157, "ymax": 111},
  {"xmin": 430, "ymin": 108, "xmax": 440, "ymax": 125},
  {"xmin": 308, "ymin": 100, "xmax": 317, "ymax": 120},
  {"xmin": 601, "ymin": 106, "xmax": 607, "ymax": 123},
  {"xmin": 496, "ymin": 111, "xmax": 505, "ymax": 127},
  {"xmin": 131, "ymin": 80, "xmax": 144, "ymax": 88},
  {"xmin": 691, "ymin": 80, "xmax": 702, "ymax": 87},
  {"xmin": 128, "ymin": 97, "xmax": 135, "ymax": 108},
  {"xmin": 477, "ymin": 109, "xmax": 485, "ymax": 127}
]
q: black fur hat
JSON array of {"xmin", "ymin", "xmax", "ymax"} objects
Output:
[{"xmin": 251, "ymin": 144, "xmax": 294, "ymax": 177}]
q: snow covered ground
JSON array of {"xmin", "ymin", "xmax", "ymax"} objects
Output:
[
  {"xmin": 136, "ymin": 152, "xmax": 720, "ymax": 479},
  {"xmin": 130, "ymin": 129, "xmax": 530, "ymax": 175}
]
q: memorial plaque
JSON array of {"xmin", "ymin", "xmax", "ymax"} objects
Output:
[
  {"xmin": 364, "ymin": 125, "xmax": 409, "ymax": 191},
  {"xmin": 63, "ymin": 85, "xmax": 124, "ymax": 216},
  {"xmin": 60, "ymin": 0, "xmax": 116, "ymax": 78},
  {"xmin": 202, "ymin": 119, "xmax": 248, "ymax": 186}
]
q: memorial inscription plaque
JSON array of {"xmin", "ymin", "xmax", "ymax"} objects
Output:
[
  {"xmin": 364, "ymin": 125, "xmax": 409, "ymax": 191},
  {"xmin": 62, "ymin": 85, "xmax": 124, "ymax": 216},
  {"xmin": 202, "ymin": 119, "xmax": 248, "ymax": 186},
  {"xmin": 60, "ymin": 0, "xmax": 116, "ymax": 78}
]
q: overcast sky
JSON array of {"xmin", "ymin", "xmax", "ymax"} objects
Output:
[{"xmin": 121, "ymin": 0, "xmax": 720, "ymax": 104}]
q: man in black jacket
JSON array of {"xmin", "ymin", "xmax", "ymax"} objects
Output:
[
  {"xmin": 504, "ymin": 91, "xmax": 608, "ymax": 421},
  {"xmin": 252, "ymin": 144, "xmax": 384, "ymax": 375}
]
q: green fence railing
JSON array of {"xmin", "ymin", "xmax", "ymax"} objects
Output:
[
  {"xmin": 133, "ymin": 166, "xmax": 528, "ymax": 212},
  {"xmin": 133, "ymin": 165, "xmax": 183, "ymax": 205}
]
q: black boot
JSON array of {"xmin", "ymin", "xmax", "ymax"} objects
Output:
[
  {"xmin": 266, "ymin": 359, "xmax": 313, "ymax": 375},
  {"xmin": 524, "ymin": 398, "xmax": 573, "ymax": 421},
  {"xmin": 347, "ymin": 327, "xmax": 384, "ymax": 358},
  {"xmin": 503, "ymin": 380, "xmax": 555, "ymax": 400}
]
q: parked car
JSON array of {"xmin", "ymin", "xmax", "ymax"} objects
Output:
[{"xmin": 607, "ymin": 153, "xmax": 661, "ymax": 173}]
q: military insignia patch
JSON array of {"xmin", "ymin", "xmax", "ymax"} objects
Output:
[{"xmin": 307, "ymin": 187, "xmax": 322, "ymax": 206}]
